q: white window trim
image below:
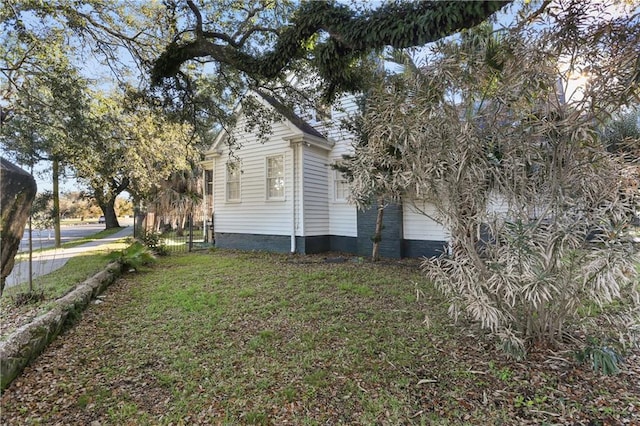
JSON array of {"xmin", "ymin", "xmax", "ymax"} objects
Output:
[
  {"xmin": 265, "ymin": 154, "xmax": 286, "ymax": 201},
  {"xmin": 225, "ymin": 161, "xmax": 241, "ymax": 202},
  {"xmin": 333, "ymin": 170, "xmax": 349, "ymax": 202}
]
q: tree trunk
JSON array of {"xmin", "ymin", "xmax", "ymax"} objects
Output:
[
  {"xmin": 52, "ymin": 158, "xmax": 61, "ymax": 248},
  {"xmin": 0, "ymin": 159, "xmax": 37, "ymax": 295},
  {"xmin": 372, "ymin": 197, "xmax": 385, "ymax": 262},
  {"xmin": 98, "ymin": 195, "xmax": 121, "ymax": 229}
]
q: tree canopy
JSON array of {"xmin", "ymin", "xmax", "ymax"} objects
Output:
[{"xmin": 151, "ymin": 1, "xmax": 511, "ymax": 100}]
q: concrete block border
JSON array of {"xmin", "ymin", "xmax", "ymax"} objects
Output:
[{"xmin": 0, "ymin": 261, "xmax": 123, "ymax": 391}]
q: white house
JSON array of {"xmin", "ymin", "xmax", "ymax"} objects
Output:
[{"xmin": 200, "ymin": 90, "xmax": 449, "ymax": 258}]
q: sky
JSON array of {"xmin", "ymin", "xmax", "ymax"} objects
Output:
[{"xmin": 5, "ymin": 0, "xmax": 634, "ymax": 195}]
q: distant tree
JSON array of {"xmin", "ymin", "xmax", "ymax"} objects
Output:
[
  {"xmin": 150, "ymin": 164, "xmax": 202, "ymax": 236},
  {"xmin": 69, "ymin": 88, "xmax": 200, "ymax": 229},
  {"xmin": 0, "ymin": 45, "xmax": 90, "ymax": 247},
  {"xmin": 115, "ymin": 197, "xmax": 134, "ymax": 218},
  {"xmin": 29, "ymin": 191, "xmax": 55, "ymax": 233}
]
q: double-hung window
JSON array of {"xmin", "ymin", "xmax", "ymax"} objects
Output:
[
  {"xmin": 334, "ymin": 170, "xmax": 349, "ymax": 201},
  {"xmin": 226, "ymin": 161, "xmax": 240, "ymax": 201},
  {"xmin": 266, "ymin": 155, "xmax": 285, "ymax": 200}
]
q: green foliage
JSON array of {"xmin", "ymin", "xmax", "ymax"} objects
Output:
[
  {"xmin": 138, "ymin": 231, "xmax": 168, "ymax": 256},
  {"xmin": 348, "ymin": 1, "xmax": 640, "ymax": 355},
  {"xmin": 12, "ymin": 290, "xmax": 45, "ymax": 307},
  {"xmin": 575, "ymin": 338, "xmax": 625, "ymax": 375},
  {"xmin": 29, "ymin": 191, "xmax": 55, "ymax": 231},
  {"xmin": 106, "ymin": 242, "xmax": 156, "ymax": 271}
]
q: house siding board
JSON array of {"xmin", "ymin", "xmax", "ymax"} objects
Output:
[
  {"xmin": 302, "ymin": 146, "xmax": 330, "ymax": 236},
  {"xmin": 329, "ymin": 204, "xmax": 357, "ymax": 237},
  {"xmin": 324, "ymin": 98, "xmax": 359, "ymax": 238},
  {"xmin": 403, "ymin": 201, "xmax": 450, "ymax": 241},
  {"xmin": 213, "ymin": 116, "xmax": 295, "ymax": 236},
  {"xmin": 327, "ymin": 139, "xmax": 357, "ymax": 238},
  {"xmin": 487, "ymin": 191, "xmax": 509, "ymax": 215}
]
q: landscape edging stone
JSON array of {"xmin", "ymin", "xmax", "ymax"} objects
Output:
[{"xmin": 0, "ymin": 261, "xmax": 123, "ymax": 391}]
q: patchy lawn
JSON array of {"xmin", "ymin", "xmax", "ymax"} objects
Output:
[
  {"xmin": 1, "ymin": 250, "xmax": 638, "ymax": 425},
  {"xmin": 1, "ymin": 230, "xmax": 131, "ymax": 341}
]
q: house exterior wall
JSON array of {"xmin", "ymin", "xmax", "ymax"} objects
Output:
[
  {"xmin": 325, "ymin": 97, "xmax": 359, "ymax": 239},
  {"xmin": 302, "ymin": 145, "xmax": 330, "ymax": 236},
  {"xmin": 357, "ymin": 203, "xmax": 404, "ymax": 259},
  {"xmin": 212, "ymin": 115, "xmax": 299, "ymax": 252},
  {"xmin": 206, "ymin": 92, "xmax": 453, "ymax": 258},
  {"xmin": 402, "ymin": 201, "xmax": 450, "ymax": 257}
]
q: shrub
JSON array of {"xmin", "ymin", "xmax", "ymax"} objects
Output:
[
  {"xmin": 138, "ymin": 231, "xmax": 168, "ymax": 256},
  {"xmin": 107, "ymin": 242, "xmax": 156, "ymax": 271}
]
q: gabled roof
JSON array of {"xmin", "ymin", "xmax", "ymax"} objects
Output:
[
  {"xmin": 206, "ymin": 89, "xmax": 331, "ymax": 156},
  {"xmin": 255, "ymin": 91, "xmax": 326, "ymax": 140}
]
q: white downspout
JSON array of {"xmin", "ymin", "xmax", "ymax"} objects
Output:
[
  {"xmin": 201, "ymin": 168, "xmax": 206, "ymax": 241},
  {"xmin": 290, "ymin": 142, "xmax": 297, "ymax": 253}
]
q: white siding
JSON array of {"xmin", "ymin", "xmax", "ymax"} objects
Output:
[
  {"xmin": 302, "ymin": 146, "xmax": 330, "ymax": 236},
  {"xmin": 487, "ymin": 191, "xmax": 509, "ymax": 215},
  {"xmin": 403, "ymin": 201, "xmax": 450, "ymax": 241},
  {"xmin": 326, "ymin": 96, "xmax": 359, "ymax": 237},
  {"xmin": 213, "ymin": 115, "xmax": 297, "ymax": 236}
]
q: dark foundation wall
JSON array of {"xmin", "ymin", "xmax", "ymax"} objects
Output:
[
  {"xmin": 402, "ymin": 239, "xmax": 449, "ymax": 258},
  {"xmin": 215, "ymin": 233, "xmax": 358, "ymax": 255},
  {"xmin": 215, "ymin": 233, "xmax": 292, "ymax": 253},
  {"xmin": 214, "ymin": 232, "xmax": 446, "ymax": 258},
  {"xmin": 296, "ymin": 235, "xmax": 358, "ymax": 254},
  {"xmin": 356, "ymin": 203, "xmax": 403, "ymax": 259}
]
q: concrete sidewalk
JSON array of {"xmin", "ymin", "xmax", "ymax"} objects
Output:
[{"xmin": 4, "ymin": 226, "xmax": 134, "ymax": 288}]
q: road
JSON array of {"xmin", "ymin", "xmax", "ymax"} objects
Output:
[
  {"xmin": 6, "ymin": 225, "xmax": 134, "ymax": 289},
  {"xmin": 18, "ymin": 218, "xmax": 134, "ymax": 252}
]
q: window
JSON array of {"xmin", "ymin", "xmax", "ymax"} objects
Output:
[
  {"xmin": 266, "ymin": 155, "xmax": 285, "ymax": 199},
  {"xmin": 334, "ymin": 171, "xmax": 349, "ymax": 201},
  {"xmin": 204, "ymin": 170, "xmax": 213, "ymax": 196},
  {"xmin": 226, "ymin": 161, "xmax": 240, "ymax": 201}
]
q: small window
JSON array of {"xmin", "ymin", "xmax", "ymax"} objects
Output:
[
  {"xmin": 334, "ymin": 171, "xmax": 349, "ymax": 201},
  {"xmin": 226, "ymin": 161, "xmax": 240, "ymax": 201},
  {"xmin": 204, "ymin": 170, "xmax": 213, "ymax": 196},
  {"xmin": 266, "ymin": 155, "xmax": 285, "ymax": 200}
]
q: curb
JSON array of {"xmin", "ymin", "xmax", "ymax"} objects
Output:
[{"xmin": 0, "ymin": 261, "xmax": 123, "ymax": 391}]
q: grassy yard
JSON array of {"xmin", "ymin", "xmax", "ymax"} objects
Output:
[
  {"xmin": 1, "ymin": 228, "xmax": 131, "ymax": 339},
  {"xmin": 1, "ymin": 250, "xmax": 638, "ymax": 425}
]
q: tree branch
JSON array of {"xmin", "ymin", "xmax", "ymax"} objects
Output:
[{"xmin": 152, "ymin": 1, "xmax": 512, "ymax": 94}]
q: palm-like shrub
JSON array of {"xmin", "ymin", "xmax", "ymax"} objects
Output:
[
  {"xmin": 107, "ymin": 242, "xmax": 156, "ymax": 271},
  {"xmin": 346, "ymin": 4, "xmax": 640, "ymax": 356}
]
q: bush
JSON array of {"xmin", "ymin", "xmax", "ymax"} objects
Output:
[
  {"xmin": 138, "ymin": 231, "xmax": 168, "ymax": 256},
  {"xmin": 106, "ymin": 242, "xmax": 156, "ymax": 271}
]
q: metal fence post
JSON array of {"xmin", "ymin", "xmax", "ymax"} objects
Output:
[{"xmin": 188, "ymin": 214, "xmax": 193, "ymax": 252}]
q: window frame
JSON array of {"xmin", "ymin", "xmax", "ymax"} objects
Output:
[
  {"xmin": 265, "ymin": 154, "xmax": 285, "ymax": 201},
  {"xmin": 225, "ymin": 161, "xmax": 241, "ymax": 202},
  {"xmin": 334, "ymin": 170, "xmax": 349, "ymax": 202}
]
